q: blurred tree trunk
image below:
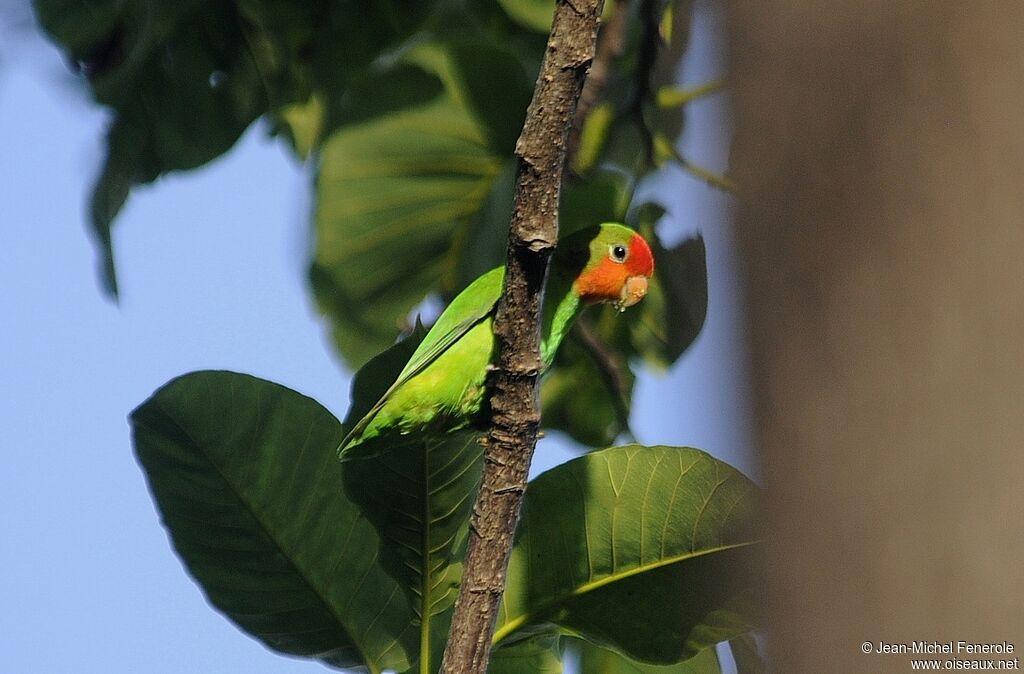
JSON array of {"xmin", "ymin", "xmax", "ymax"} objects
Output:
[{"xmin": 727, "ymin": 3, "xmax": 1024, "ymax": 672}]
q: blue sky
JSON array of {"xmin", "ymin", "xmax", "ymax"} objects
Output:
[{"xmin": 0, "ymin": 3, "xmax": 754, "ymax": 672}]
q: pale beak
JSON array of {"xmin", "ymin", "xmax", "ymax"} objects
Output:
[{"xmin": 616, "ymin": 275, "xmax": 649, "ymax": 312}]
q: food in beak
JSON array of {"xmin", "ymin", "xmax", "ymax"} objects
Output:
[{"xmin": 615, "ymin": 275, "xmax": 649, "ymax": 312}]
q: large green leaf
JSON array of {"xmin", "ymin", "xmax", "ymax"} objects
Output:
[
  {"xmin": 131, "ymin": 375, "xmax": 757, "ymax": 671},
  {"xmin": 312, "ymin": 39, "xmax": 532, "ymax": 368},
  {"xmin": 495, "ymin": 445, "xmax": 762, "ymax": 664},
  {"xmin": 130, "ymin": 371, "xmax": 416, "ymax": 672},
  {"xmin": 577, "ymin": 640, "xmax": 721, "ymax": 673}
]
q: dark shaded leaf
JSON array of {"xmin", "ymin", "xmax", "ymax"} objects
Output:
[
  {"xmin": 462, "ymin": 0, "xmax": 548, "ymax": 75},
  {"xmin": 489, "ymin": 635, "xmax": 564, "ymax": 674},
  {"xmin": 35, "ymin": 0, "xmax": 438, "ymax": 294},
  {"xmin": 625, "ymin": 226, "xmax": 708, "ymax": 368},
  {"xmin": 541, "ymin": 328, "xmax": 636, "ymax": 447},
  {"xmin": 577, "ymin": 639, "xmax": 721, "ymax": 673},
  {"xmin": 37, "ymin": 1, "xmax": 266, "ymax": 294},
  {"xmin": 560, "ymin": 171, "xmax": 634, "ymax": 235},
  {"xmin": 453, "ymin": 159, "xmax": 518, "ymax": 290}
]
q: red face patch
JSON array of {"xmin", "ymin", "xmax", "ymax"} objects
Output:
[
  {"xmin": 625, "ymin": 232, "xmax": 655, "ymax": 277},
  {"xmin": 574, "ymin": 232, "xmax": 656, "ymax": 305}
]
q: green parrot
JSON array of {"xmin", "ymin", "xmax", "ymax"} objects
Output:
[{"xmin": 338, "ymin": 222, "xmax": 655, "ymax": 459}]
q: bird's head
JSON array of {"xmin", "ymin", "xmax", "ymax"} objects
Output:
[{"xmin": 556, "ymin": 223, "xmax": 655, "ymax": 312}]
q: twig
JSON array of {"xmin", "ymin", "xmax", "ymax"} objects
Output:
[
  {"xmin": 657, "ymin": 135, "xmax": 738, "ymax": 192},
  {"xmin": 437, "ymin": 1, "xmax": 605, "ymax": 673},
  {"xmin": 571, "ymin": 318, "xmax": 634, "ymax": 439},
  {"xmin": 631, "ymin": 0, "xmax": 664, "ymax": 166},
  {"xmin": 673, "ymin": 157, "xmax": 737, "ymax": 192},
  {"xmin": 656, "ymin": 79, "xmax": 726, "ymax": 107},
  {"xmin": 567, "ymin": 0, "xmax": 630, "ymax": 162}
]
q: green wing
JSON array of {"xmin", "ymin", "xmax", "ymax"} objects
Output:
[{"xmin": 338, "ymin": 267, "xmax": 505, "ymax": 455}]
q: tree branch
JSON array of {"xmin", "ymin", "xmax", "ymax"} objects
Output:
[{"xmin": 438, "ymin": 2, "xmax": 605, "ymax": 673}]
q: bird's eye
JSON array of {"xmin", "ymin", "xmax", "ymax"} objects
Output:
[{"xmin": 610, "ymin": 244, "xmax": 628, "ymax": 263}]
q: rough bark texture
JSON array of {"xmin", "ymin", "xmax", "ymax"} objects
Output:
[
  {"xmin": 438, "ymin": 2, "xmax": 604, "ymax": 673},
  {"xmin": 728, "ymin": 3, "xmax": 1024, "ymax": 672}
]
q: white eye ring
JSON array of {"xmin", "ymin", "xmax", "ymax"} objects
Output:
[{"xmin": 609, "ymin": 244, "xmax": 628, "ymax": 263}]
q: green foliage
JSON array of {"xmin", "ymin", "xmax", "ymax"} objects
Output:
[
  {"xmin": 131, "ymin": 371, "xmax": 762, "ymax": 673},
  {"xmin": 496, "ymin": 445, "xmax": 760, "ymax": 663},
  {"xmin": 311, "ymin": 39, "xmax": 531, "ymax": 367},
  {"xmin": 43, "ymin": 0, "xmax": 755, "ymax": 669},
  {"xmin": 131, "ymin": 372, "xmax": 415, "ymax": 672},
  {"xmin": 35, "ymin": 0, "xmax": 717, "ymax": 413},
  {"xmin": 36, "ymin": 0, "xmax": 269, "ymax": 293},
  {"xmin": 542, "ymin": 334, "xmax": 638, "ymax": 446},
  {"xmin": 342, "ymin": 430, "xmax": 484, "ymax": 672},
  {"xmin": 33, "ymin": 0, "xmax": 439, "ymax": 292}
]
